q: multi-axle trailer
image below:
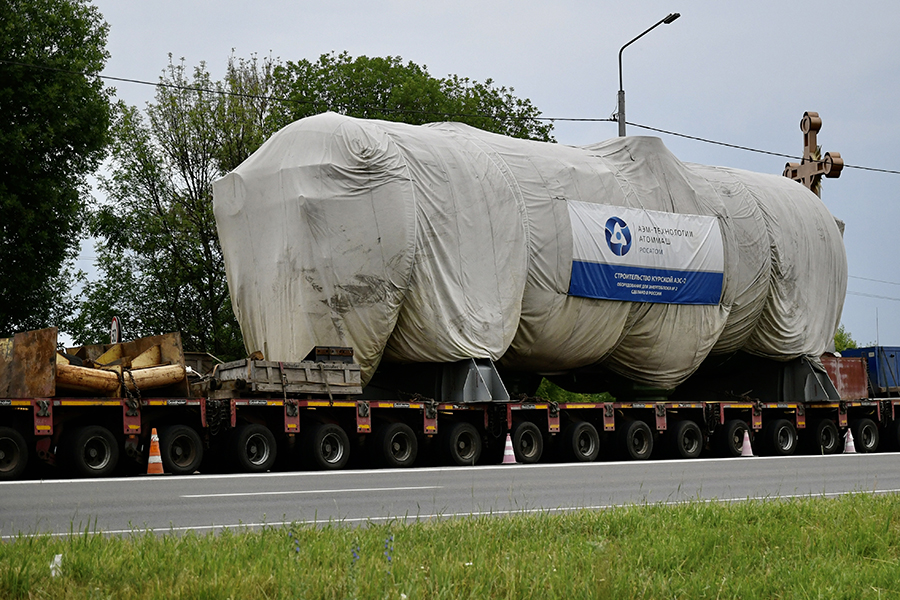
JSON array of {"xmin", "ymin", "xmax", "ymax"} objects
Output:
[{"xmin": 0, "ymin": 327, "xmax": 896, "ymax": 480}]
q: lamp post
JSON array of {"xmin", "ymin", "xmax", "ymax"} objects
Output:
[{"xmin": 617, "ymin": 12, "xmax": 680, "ymax": 137}]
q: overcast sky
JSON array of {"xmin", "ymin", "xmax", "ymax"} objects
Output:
[{"xmin": 88, "ymin": 0, "xmax": 900, "ymax": 347}]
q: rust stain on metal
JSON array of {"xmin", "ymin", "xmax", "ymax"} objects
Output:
[{"xmin": 1, "ymin": 328, "xmax": 57, "ymax": 398}]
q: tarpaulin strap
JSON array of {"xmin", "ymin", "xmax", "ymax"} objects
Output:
[{"xmin": 278, "ymin": 361, "xmax": 288, "ymax": 403}]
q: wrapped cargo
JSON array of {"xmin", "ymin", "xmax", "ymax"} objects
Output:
[{"xmin": 213, "ymin": 112, "xmax": 846, "ymax": 388}]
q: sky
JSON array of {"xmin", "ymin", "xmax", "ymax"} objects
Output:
[{"xmin": 87, "ymin": 0, "xmax": 900, "ymax": 347}]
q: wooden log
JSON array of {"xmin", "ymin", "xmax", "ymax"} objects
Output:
[
  {"xmin": 122, "ymin": 364, "xmax": 185, "ymax": 391},
  {"xmin": 56, "ymin": 363, "xmax": 119, "ymax": 393}
]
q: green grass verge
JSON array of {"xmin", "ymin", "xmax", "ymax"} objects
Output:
[{"xmin": 3, "ymin": 494, "xmax": 900, "ymax": 599}]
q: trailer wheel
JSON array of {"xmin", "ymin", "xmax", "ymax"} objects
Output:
[
  {"xmin": 374, "ymin": 423, "xmax": 417, "ymax": 468},
  {"xmin": 63, "ymin": 425, "xmax": 119, "ymax": 478},
  {"xmin": 512, "ymin": 421, "xmax": 544, "ymax": 463},
  {"xmin": 850, "ymin": 418, "xmax": 879, "ymax": 453},
  {"xmin": 442, "ymin": 422, "xmax": 481, "ymax": 466},
  {"xmin": 231, "ymin": 424, "xmax": 277, "ymax": 472},
  {"xmin": 764, "ymin": 419, "xmax": 797, "ymax": 456},
  {"xmin": 560, "ymin": 421, "xmax": 599, "ymax": 462},
  {"xmin": 670, "ymin": 420, "xmax": 703, "ymax": 459},
  {"xmin": 806, "ymin": 418, "xmax": 840, "ymax": 455},
  {"xmin": 306, "ymin": 423, "xmax": 350, "ymax": 470},
  {"xmin": 0, "ymin": 426, "xmax": 29, "ymax": 480},
  {"xmin": 159, "ymin": 425, "xmax": 204, "ymax": 475},
  {"xmin": 618, "ymin": 420, "xmax": 653, "ymax": 460},
  {"xmin": 717, "ymin": 419, "xmax": 749, "ymax": 457}
]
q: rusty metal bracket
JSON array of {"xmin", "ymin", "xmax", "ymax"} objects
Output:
[
  {"xmin": 32, "ymin": 398, "xmax": 53, "ymax": 436},
  {"xmin": 603, "ymin": 403, "xmax": 615, "ymax": 431},
  {"xmin": 284, "ymin": 399, "xmax": 300, "ymax": 434},
  {"xmin": 838, "ymin": 401, "xmax": 848, "ymax": 428},
  {"xmin": 423, "ymin": 399, "xmax": 438, "ymax": 435},
  {"xmin": 752, "ymin": 400, "xmax": 764, "ymax": 430},
  {"xmin": 547, "ymin": 400, "xmax": 559, "ymax": 418},
  {"xmin": 547, "ymin": 404, "xmax": 560, "ymax": 433},
  {"xmin": 355, "ymin": 400, "xmax": 371, "ymax": 434},
  {"xmin": 655, "ymin": 403, "xmax": 667, "ymax": 431},
  {"xmin": 285, "ymin": 399, "xmax": 299, "ymax": 418}
]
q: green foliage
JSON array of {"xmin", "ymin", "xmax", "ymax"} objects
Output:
[
  {"xmin": 537, "ymin": 378, "xmax": 615, "ymax": 403},
  {"xmin": 3, "ymin": 495, "xmax": 900, "ymax": 598},
  {"xmin": 0, "ymin": 0, "xmax": 111, "ymax": 336},
  {"xmin": 68, "ymin": 57, "xmax": 259, "ymax": 356},
  {"xmin": 834, "ymin": 322, "xmax": 858, "ymax": 352},
  {"xmin": 270, "ymin": 52, "xmax": 555, "ymax": 142}
]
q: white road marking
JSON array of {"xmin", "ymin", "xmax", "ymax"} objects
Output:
[
  {"xmin": 3, "ymin": 452, "xmax": 900, "ymax": 486},
  {"xmin": 181, "ymin": 485, "xmax": 442, "ymax": 499},
  {"xmin": 7, "ymin": 488, "xmax": 900, "ymax": 540}
]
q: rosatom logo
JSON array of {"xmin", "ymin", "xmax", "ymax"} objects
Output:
[{"xmin": 605, "ymin": 216, "xmax": 632, "ymax": 256}]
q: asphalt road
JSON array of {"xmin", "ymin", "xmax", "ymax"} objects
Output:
[{"xmin": 2, "ymin": 452, "xmax": 900, "ymax": 538}]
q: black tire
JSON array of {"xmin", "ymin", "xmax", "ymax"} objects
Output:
[
  {"xmin": 716, "ymin": 419, "xmax": 750, "ymax": 457},
  {"xmin": 618, "ymin": 420, "xmax": 653, "ymax": 461},
  {"xmin": 374, "ymin": 422, "xmax": 417, "ymax": 468},
  {"xmin": 230, "ymin": 424, "xmax": 277, "ymax": 472},
  {"xmin": 512, "ymin": 421, "xmax": 544, "ymax": 463},
  {"xmin": 63, "ymin": 425, "xmax": 119, "ymax": 478},
  {"xmin": 559, "ymin": 421, "xmax": 600, "ymax": 462},
  {"xmin": 806, "ymin": 418, "xmax": 840, "ymax": 455},
  {"xmin": 442, "ymin": 422, "xmax": 482, "ymax": 466},
  {"xmin": 670, "ymin": 420, "xmax": 703, "ymax": 459},
  {"xmin": 764, "ymin": 419, "xmax": 797, "ymax": 456},
  {"xmin": 159, "ymin": 425, "xmax": 204, "ymax": 475},
  {"xmin": 850, "ymin": 418, "xmax": 879, "ymax": 453},
  {"xmin": 0, "ymin": 426, "xmax": 29, "ymax": 480},
  {"xmin": 893, "ymin": 419, "xmax": 900, "ymax": 451},
  {"xmin": 305, "ymin": 423, "xmax": 350, "ymax": 470}
]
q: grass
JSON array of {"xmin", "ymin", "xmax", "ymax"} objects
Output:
[{"xmin": 2, "ymin": 493, "xmax": 900, "ymax": 599}]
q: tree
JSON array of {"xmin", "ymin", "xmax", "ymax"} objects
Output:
[
  {"xmin": 69, "ymin": 56, "xmax": 264, "ymax": 357},
  {"xmin": 270, "ymin": 52, "xmax": 554, "ymax": 142},
  {"xmin": 0, "ymin": 0, "xmax": 111, "ymax": 336},
  {"xmin": 834, "ymin": 323, "xmax": 858, "ymax": 352},
  {"xmin": 71, "ymin": 52, "xmax": 553, "ymax": 356}
]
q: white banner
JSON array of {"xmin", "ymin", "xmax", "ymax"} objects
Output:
[{"xmin": 568, "ymin": 202, "xmax": 725, "ymax": 304}]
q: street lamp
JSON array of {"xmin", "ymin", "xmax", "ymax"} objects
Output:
[{"xmin": 617, "ymin": 12, "xmax": 680, "ymax": 137}]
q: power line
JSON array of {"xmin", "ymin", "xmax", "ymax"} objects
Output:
[
  {"xmin": 2, "ymin": 57, "xmax": 899, "ymax": 175},
  {"xmin": 849, "ymin": 275, "xmax": 900, "ymax": 287},
  {"xmin": 847, "ymin": 291, "xmax": 900, "ymax": 302},
  {"xmin": 626, "ymin": 121, "xmax": 900, "ymax": 176}
]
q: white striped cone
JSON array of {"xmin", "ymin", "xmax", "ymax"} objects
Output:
[
  {"xmin": 502, "ymin": 433, "xmax": 517, "ymax": 464},
  {"xmin": 843, "ymin": 428, "xmax": 856, "ymax": 454},
  {"xmin": 740, "ymin": 430, "xmax": 754, "ymax": 457},
  {"xmin": 147, "ymin": 428, "xmax": 165, "ymax": 474}
]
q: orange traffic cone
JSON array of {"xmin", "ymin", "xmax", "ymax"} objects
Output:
[
  {"xmin": 740, "ymin": 430, "xmax": 754, "ymax": 457},
  {"xmin": 502, "ymin": 433, "xmax": 517, "ymax": 464},
  {"xmin": 843, "ymin": 428, "xmax": 856, "ymax": 454},
  {"xmin": 147, "ymin": 428, "xmax": 165, "ymax": 474}
]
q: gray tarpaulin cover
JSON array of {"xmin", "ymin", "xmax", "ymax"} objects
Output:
[{"xmin": 213, "ymin": 112, "xmax": 847, "ymax": 388}]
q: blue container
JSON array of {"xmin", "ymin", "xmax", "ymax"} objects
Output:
[{"xmin": 841, "ymin": 346, "xmax": 900, "ymax": 395}]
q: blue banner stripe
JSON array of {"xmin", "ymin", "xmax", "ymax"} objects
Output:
[{"xmin": 569, "ymin": 261, "xmax": 724, "ymax": 305}]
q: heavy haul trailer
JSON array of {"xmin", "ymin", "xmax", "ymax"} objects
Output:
[
  {"xmin": 197, "ymin": 349, "xmax": 900, "ymax": 470},
  {"xmin": 3, "ymin": 327, "xmax": 900, "ymax": 480},
  {"xmin": 209, "ymin": 349, "xmax": 900, "ymax": 469},
  {"xmin": 0, "ymin": 328, "xmax": 203, "ymax": 480}
]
